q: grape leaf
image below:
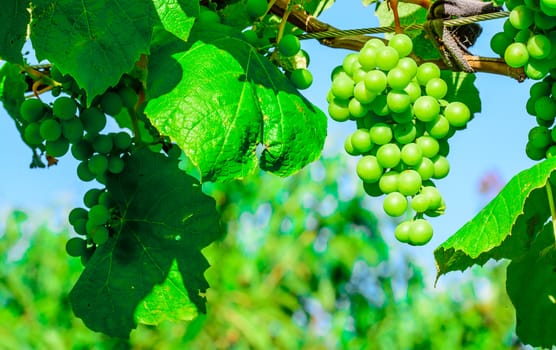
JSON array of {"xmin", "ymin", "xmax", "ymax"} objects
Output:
[
  {"xmin": 0, "ymin": 62, "xmax": 26, "ymax": 120},
  {"xmin": 441, "ymin": 71, "xmax": 481, "ymax": 115},
  {"xmin": 69, "ymin": 148, "xmax": 223, "ymax": 338},
  {"xmin": 153, "ymin": 0, "xmax": 195, "ymax": 42},
  {"xmin": 506, "ymin": 223, "xmax": 556, "ymax": 348},
  {"xmin": 0, "ymin": 0, "xmax": 29, "ymax": 64},
  {"xmin": 435, "ymin": 157, "xmax": 556, "ymax": 278},
  {"xmin": 145, "ymin": 24, "xmax": 327, "ymax": 182},
  {"xmin": 29, "ymin": 0, "xmax": 156, "ymax": 105}
]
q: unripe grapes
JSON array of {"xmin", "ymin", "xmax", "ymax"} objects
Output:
[
  {"xmin": 356, "ymin": 155, "xmax": 383, "ymax": 183},
  {"xmin": 40, "ymin": 119, "xmax": 62, "ymax": 141},
  {"xmin": 397, "ymin": 169, "xmax": 422, "ymax": 196},
  {"xmin": 53, "ymin": 96, "xmax": 77, "ymax": 120},
  {"xmin": 20, "ymin": 99, "xmax": 45, "ymax": 122},
  {"xmin": 408, "ymin": 219, "xmax": 433, "ymax": 245},
  {"xmin": 66, "ymin": 237, "xmax": 87, "ymax": 257},
  {"xmin": 290, "ymin": 68, "xmax": 313, "ymax": 90},
  {"xmin": 100, "ymin": 92, "xmax": 123, "ymax": 116},
  {"xmin": 246, "ymin": 0, "xmax": 267, "ymax": 17},
  {"xmin": 383, "ymin": 192, "xmax": 408, "ymax": 217},
  {"xmin": 278, "ymin": 34, "xmax": 300, "ymax": 57}
]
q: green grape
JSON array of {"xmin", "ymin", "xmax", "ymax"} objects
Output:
[
  {"xmin": 242, "ymin": 29, "xmax": 258, "ymax": 45},
  {"xmin": 88, "ymin": 204, "xmax": 110, "ymax": 225},
  {"xmin": 369, "ymin": 123, "xmax": 393, "ymax": 145},
  {"xmin": 393, "ymin": 122, "xmax": 417, "ymax": 144},
  {"xmin": 534, "ymin": 11, "xmax": 556, "ymax": 30},
  {"xmin": 113, "ymin": 131, "xmax": 132, "ymax": 150},
  {"xmin": 404, "ymin": 81, "xmax": 422, "ymax": 102},
  {"xmin": 425, "ymin": 115, "xmax": 450, "ymax": 139},
  {"xmin": 98, "ymin": 192, "xmax": 113, "ymax": 207},
  {"xmin": 342, "ymin": 53, "xmax": 359, "ymax": 75},
  {"xmin": 397, "ymin": 169, "xmax": 422, "ymax": 196},
  {"xmin": 45, "ymin": 137, "xmax": 70, "ymax": 157},
  {"xmin": 425, "ymin": 78, "xmax": 448, "ymax": 99},
  {"xmin": 348, "ymin": 98, "xmax": 369, "ymax": 118},
  {"xmin": 526, "ymin": 141, "xmax": 547, "ymax": 160},
  {"xmin": 66, "ymin": 237, "xmax": 88, "ymax": 257},
  {"xmin": 358, "ymin": 46, "xmax": 377, "ymax": 70},
  {"xmin": 72, "ymin": 218, "xmax": 88, "ymax": 236},
  {"xmin": 551, "ymin": 127, "xmax": 556, "ymax": 143},
  {"xmin": 413, "ymin": 96, "xmax": 440, "ymax": 122},
  {"xmin": 77, "ymin": 161, "xmax": 96, "ymax": 182},
  {"xmin": 379, "ymin": 170, "xmax": 399, "ymax": 193},
  {"xmin": 88, "ymin": 154, "xmax": 109, "ymax": 175},
  {"xmin": 416, "ymin": 136, "xmax": 440, "ymax": 158},
  {"xmin": 509, "ymin": 5, "xmax": 534, "ymax": 30},
  {"xmin": 278, "ymin": 34, "xmax": 300, "ymax": 57},
  {"xmin": 375, "ymin": 46, "xmax": 399, "ymax": 71},
  {"xmin": 386, "ymin": 89, "xmax": 411, "ymax": 113},
  {"xmin": 527, "ymin": 34, "xmax": 552, "ymax": 59},
  {"xmin": 534, "ymin": 96, "xmax": 556, "ymax": 120},
  {"xmin": 490, "ymin": 32, "xmax": 513, "ymax": 56},
  {"xmin": 350, "ymin": 129, "xmax": 373, "ymax": 153},
  {"xmin": 396, "ymin": 57, "xmax": 418, "ymax": 78},
  {"xmin": 71, "ymin": 139, "xmax": 94, "ymax": 161},
  {"xmin": 356, "ymin": 155, "xmax": 383, "ymax": 183},
  {"xmin": 39, "ymin": 119, "xmax": 62, "ymax": 141},
  {"xmin": 364, "ymin": 70, "xmax": 387, "ymax": 93},
  {"xmin": 363, "ymin": 181, "xmax": 383, "ymax": 197},
  {"xmin": 411, "ymin": 193, "xmax": 430, "ymax": 213},
  {"xmin": 80, "ymin": 107, "xmax": 106, "ymax": 134},
  {"xmin": 432, "ymin": 155, "xmax": 450, "ymax": 179},
  {"xmin": 529, "ymin": 125, "xmax": 551, "ymax": 148},
  {"xmin": 92, "ymin": 226, "xmax": 110, "ymax": 245},
  {"xmin": 376, "ymin": 143, "xmax": 401, "ymax": 168},
  {"xmin": 383, "ymin": 192, "xmax": 408, "ymax": 217},
  {"xmin": 61, "ymin": 118, "xmax": 84, "ymax": 143},
  {"xmin": 365, "ymin": 38, "xmax": 386, "ymax": 48},
  {"xmin": 330, "ymin": 65, "xmax": 346, "ymax": 81},
  {"xmin": 546, "ymin": 145, "xmax": 556, "ymax": 158},
  {"xmin": 84, "ymin": 188, "xmax": 103, "ymax": 208},
  {"xmin": 525, "ymin": 58, "xmax": 550, "ymax": 80},
  {"xmin": 52, "ymin": 96, "xmax": 77, "ymax": 120},
  {"xmin": 504, "ymin": 42, "xmax": 529, "ymax": 68},
  {"xmin": 387, "ymin": 67, "xmax": 411, "ymax": 90},
  {"xmin": 100, "ymin": 92, "xmax": 123, "ymax": 116},
  {"xmin": 416, "ymin": 157, "xmax": 434, "ymax": 180},
  {"xmin": 290, "ymin": 68, "xmax": 313, "ymax": 90},
  {"xmin": 394, "ymin": 221, "xmax": 412, "ymax": 243},
  {"xmin": 514, "ymin": 29, "xmax": 533, "ymax": 43},
  {"xmin": 20, "ymin": 98, "xmax": 45, "ymax": 122},
  {"xmin": 416, "ymin": 62, "xmax": 441, "ymax": 86},
  {"xmin": 353, "ymin": 81, "xmax": 377, "ymax": 104},
  {"xmin": 392, "ymin": 109, "xmax": 414, "ymax": 124},
  {"xmin": 421, "ymin": 186, "xmax": 442, "ymax": 210},
  {"xmin": 345, "ymin": 136, "xmax": 358, "ymax": 155},
  {"xmin": 92, "ymin": 134, "xmax": 114, "ymax": 154},
  {"xmin": 388, "ymin": 33, "xmax": 413, "ymax": 57},
  {"xmin": 118, "ymin": 86, "xmax": 139, "ymax": 109},
  {"xmin": 23, "ymin": 122, "xmax": 43, "ymax": 145},
  {"xmin": 108, "ymin": 155, "xmax": 125, "ymax": 174},
  {"xmin": 331, "ymin": 75, "xmax": 355, "ymax": 99},
  {"xmin": 371, "ymin": 95, "xmax": 390, "ymax": 116},
  {"xmin": 69, "ymin": 207, "xmax": 88, "ymax": 226},
  {"xmin": 246, "ymin": 0, "xmax": 267, "ymax": 17},
  {"xmin": 328, "ymin": 98, "xmax": 351, "ymax": 122},
  {"xmin": 400, "ymin": 143, "xmax": 423, "ymax": 166},
  {"xmin": 408, "ymin": 219, "xmax": 433, "ymax": 245},
  {"xmin": 444, "ymin": 101, "xmax": 471, "ymax": 127}
]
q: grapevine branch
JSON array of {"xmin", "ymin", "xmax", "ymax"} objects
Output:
[{"xmin": 269, "ymin": 0, "xmax": 526, "ymax": 81}]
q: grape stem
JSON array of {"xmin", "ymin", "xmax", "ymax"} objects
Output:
[
  {"xmin": 546, "ymin": 180, "xmax": 556, "ymax": 246},
  {"xmin": 268, "ymin": 0, "xmax": 526, "ymax": 81}
]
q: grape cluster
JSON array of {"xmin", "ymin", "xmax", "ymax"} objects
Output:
[
  {"xmin": 327, "ymin": 34, "xmax": 472, "ymax": 246},
  {"xmin": 525, "ymin": 77, "xmax": 556, "ymax": 159},
  {"xmin": 490, "ymin": 0, "xmax": 556, "ymax": 79}
]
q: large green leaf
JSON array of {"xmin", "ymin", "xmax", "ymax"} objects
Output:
[
  {"xmin": 69, "ymin": 148, "xmax": 223, "ymax": 338},
  {"xmin": 506, "ymin": 223, "xmax": 556, "ymax": 348},
  {"xmin": 435, "ymin": 157, "xmax": 556, "ymax": 277},
  {"xmin": 145, "ymin": 25, "xmax": 327, "ymax": 182},
  {"xmin": 0, "ymin": 0, "xmax": 29, "ymax": 64},
  {"xmin": 153, "ymin": 0, "xmax": 195, "ymax": 42},
  {"xmin": 29, "ymin": 0, "xmax": 156, "ymax": 104}
]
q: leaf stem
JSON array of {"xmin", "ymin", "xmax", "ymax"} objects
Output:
[{"xmin": 546, "ymin": 180, "xmax": 556, "ymax": 246}]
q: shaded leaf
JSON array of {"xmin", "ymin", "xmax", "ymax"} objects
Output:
[
  {"xmin": 30, "ymin": 0, "xmax": 155, "ymax": 104},
  {"xmin": 0, "ymin": 62, "xmax": 26, "ymax": 120},
  {"xmin": 441, "ymin": 71, "xmax": 481, "ymax": 115},
  {"xmin": 70, "ymin": 148, "xmax": 223, "ymax": 338},
  {"xmin": 435, "ymin": 157, "xmax": 556, "ymax": 277},
  {"xmin": 145, "ymin": 24, "xmax": 327, "ymax": 182},
  {"xmin": 0, "ymin": 0, "xmax": 29, "ymax": 64},
  {"xmin": 506, "ymin": 223, "xmax": 556, "ymax": 348}
]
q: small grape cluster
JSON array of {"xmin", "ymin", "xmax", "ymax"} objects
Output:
[
  {"xmin": 327, "ymin": 34, "xmax": 472, "ymax": 246},
  {"xmin": 490, "ymin": 0, "xmax": 556, "ymax": 79},
  {"xmin": 525, "ymin": 77, "xmax": 556, "ymax": 159},
  {"xmin": 65, "ymin": 187, "xmax": 118, "ymax": 264}
]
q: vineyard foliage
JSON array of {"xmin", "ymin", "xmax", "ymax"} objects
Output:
[{"xmin": 1, "ymin": 0, "xmax": 556, "ymax": 346}]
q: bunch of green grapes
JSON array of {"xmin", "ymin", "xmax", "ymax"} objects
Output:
[
  {"xmin": 490, "ymin": 0, "xmax": 556, "ymax": 79},
  {"xmin": 524, "ymin": 76, "xmax": 556, "ymax": 159},
  {"xmin": 327, "ymin": 33, "xmax": 472, "ymax": 246}
]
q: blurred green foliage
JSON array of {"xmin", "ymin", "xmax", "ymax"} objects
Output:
[{"xmin": 0, "ymin": 156, "xmax": 521, "ymax": 349}]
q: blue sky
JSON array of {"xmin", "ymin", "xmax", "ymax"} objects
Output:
[{"xmin": 0, "ymin": 1, "xmax": 537, "ymax": 266}]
